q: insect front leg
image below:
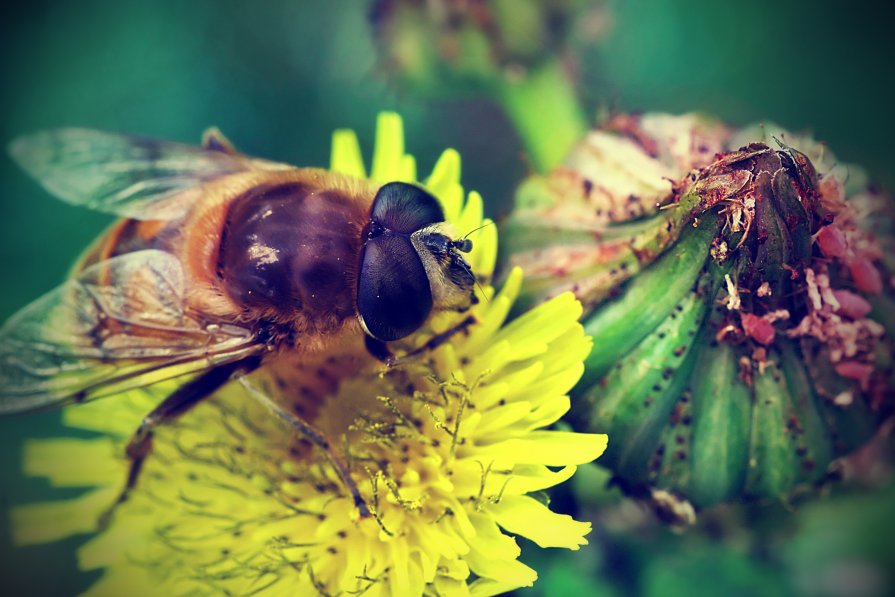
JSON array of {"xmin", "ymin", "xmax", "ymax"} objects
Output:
[
  {"xmin": 98, "ymin": 357, "xmax": 261, "ymax": 529},
  {"xmin": 237, "ymin": 376, "xmax": 371, "ymax": 518}
]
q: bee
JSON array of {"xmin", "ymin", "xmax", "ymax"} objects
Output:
[{"xmin": 0, "ymin": 127, "xmax": 478, "ymax": 520}]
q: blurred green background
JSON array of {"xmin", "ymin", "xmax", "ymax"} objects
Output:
[{"xmin": 1, "ymin": 0, "xmax": 893, "ymax": 595}]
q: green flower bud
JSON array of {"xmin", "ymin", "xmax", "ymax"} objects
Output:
[
  {"xmin": 371, "ymin": 0, "xmax": 582, "ymax": 95},
  {"xmin": 503, "ymin": 113, "xmax": 895, "ymax": 519},
  {"xmin": 370, "ymin": 0, "xmax": 600, "ymax": 170}
]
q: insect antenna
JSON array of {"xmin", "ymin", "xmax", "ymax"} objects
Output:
[
  {"xmin": 460, "ymin": 221, "xmax": 495, "ymax": 242},
  {"xmin": 451, "ymin": 221, "xmax": 495, "ymax": 304}
]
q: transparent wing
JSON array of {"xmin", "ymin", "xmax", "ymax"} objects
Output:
[
  {"xmin": 8, "ymin": 128, "xmax": 290, "ymax": 220},
  {"xmin": 0, "ymin": 250, "xmax": 262, "ymax": 414}
]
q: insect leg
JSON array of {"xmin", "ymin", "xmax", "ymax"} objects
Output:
[
  {"xmin": 237, "ymin": 376, "xmax": 371, "ymax": 518},
  {"xmin": 98, "ymin": 357, "xmax": 261, "ymax": 529},
  {"xmin": 201, "ymin": 126, "xmax": 238, "ymax": 154},
  {"xmin": 365, "ymin": 315, "xmax": 478, "ymax": 367},
  {"xmin": 364, "ymin": 335, "xmax": 395, "ymax": 365}
]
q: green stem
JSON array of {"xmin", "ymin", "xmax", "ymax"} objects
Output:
[{"xmin": 497, "ymin": 59, "xmax": 588, "ymax": 172}]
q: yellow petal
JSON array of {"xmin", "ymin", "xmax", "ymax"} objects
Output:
[
  {"xmin": 490, "ymin": 494, "xmax": 591, "ymax": 549},
  {"xmin": 468, "ymin": 513, "xmax": 519, "ymax": 559},
  {"xmin": 479, "ymin": 361, "xmax": 543, "ymax": 399},
  {"xmin": 502, "ymin": 464, "xmax": 578, "ymax": 494},
  {"xmin": 494, "ymin": 267, "xmax": 523, "ymax": 309},
  {"xmin": 426, "ymin": 148, "xmax": 461, "ymax": 196},
  {"xmin": 388, "ymin": 538, "xmax": 414, "ymax": 595},
  {"xmin": 496, "ymin": 292, "xmax": 581, "ymax": 348},
  {"xmin": 401, "ymin": 153, "xmax": 417, "ymax": 182},
  {"xmin": 460, "ymin": 267, "xmax": 522, "ymax": 357},
  {"xmin": 470, "ymin": 558, "xmax": 537, "ymax": 594},
  {"xmin": 463, "ymin": 305, "xmax": 511, "ymax": 359},
  {"xmin": 469, "ymin": 381, "xmax": 510, "ymax": 411},
  {"xmin": 82, "ymin": 567, "xmax": 158, "ymax": 597},
  {"xmin": 62, "ymin": 387, "xmax": 159, "ymax": 436},
  {"xmin": 329, "ymin": 128, "xmax": 366, "ymax": 178},
  {"xmin": 469, "ymin": 575, "xmax": 536, "ymax": 597},
  {"xmin": 472, "ymin": 219, "xmax": 499, "ymax": 279},
  {"xmin": 456, "ymin": 190, "xmax": 484, "ymax": 243},
  {"xmin": 474, "ymin": 401, "xmax": 533, "ymax": 436},
  {"xmin": 371, "ymin": 112, "xmax": 406, "ymax": 182},
  {"xmin": 519, "ymin": 395, "xmax": 571, "ymax": 431},
  {"xmin": 439, "ymin": 556, "xmax": 471, "ymax": 581},
  {"xmin": 541, "ymin": 327, "xmax": 592, "ymax": 377},
  {"xmin": 476, "ymin": 431, "xmax": 608, "ymax": 466},
  {"xmin": 511, "ymin": 365, "xmax": 583, "ymax": 407},
  {"xmin": 438, "ymin": 183, "xmax": 466, "ymax": 224},
  {"xmin": 427, "ymin": 149, "xmax": 463, "ymax": 220},
  {"xmin": 465, "ymin": 515, "xmax": 535, "ymax": 588},
  {"xmin": 78, "ymin": 513, "xmax": 154, "ymax": 570},
  {"xmin": 11, "ymin": 486, "xmax": 116, "ymax": 545},
  {"xmin": 23, "ymin": 437, "xmax": 121, "ymax": 487},
  {"xmin": 434, "ymin": 575, "xmax": 473, "ymax": 597}
]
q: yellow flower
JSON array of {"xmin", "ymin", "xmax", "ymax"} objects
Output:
[{"xmin": 12, "ymin": 113, "xmax": 608, "ymax": 596}]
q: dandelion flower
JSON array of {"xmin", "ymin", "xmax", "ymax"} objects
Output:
[{"xmin": 13, "ymin": 113, "xmax": 607, "ymax": 596}]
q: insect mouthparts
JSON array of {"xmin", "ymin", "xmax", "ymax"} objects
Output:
[{"xmin": 367, "ymin": 220, "xmax": 386, "ymax": 239}]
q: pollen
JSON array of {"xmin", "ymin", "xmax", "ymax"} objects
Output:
[{"xmin": 247, "ymin": 242, "xmax": 280, "ymax": 265}]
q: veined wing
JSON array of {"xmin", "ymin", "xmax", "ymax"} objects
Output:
[
  {"xmin": 8, "ymin": 128, "xmax": 291, "ymax": 220},
  {"xmin": 0, "ymin": 250, "xmax": 263, "ymax": 414}
]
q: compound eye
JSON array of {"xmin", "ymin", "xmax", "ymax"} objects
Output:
[
  {"xmin": 371, "ymin": 182, "xmax": 444, "ymax": 234},
  {"xmin": 358, "ymin": 234, "xmax": 433, "ymax": 341}
]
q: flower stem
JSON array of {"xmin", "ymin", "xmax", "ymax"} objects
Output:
[{"xmin": 497, "ymin": 59, "xmax": 588, "ymax": 172}]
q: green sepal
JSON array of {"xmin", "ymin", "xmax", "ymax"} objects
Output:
[
  {"xmin": 505, "ymin": 210, "xmax": 683, "ymax": 315},
  {"xmin": 578, "ymin": 215, "xmax": 718, "ymax": 387},
  {"xmin": 779, "ymin": 342, "xmax": 834, "ymax": 487},
  {"xmin": 687, "ymin": 337, "xmax": 752, "ymax": 507},
  {"xmin": 578, "ymin": 275, "xmax": 711, "ymax": 482},
  {"xmin": 746, "ymin": 358, "xmax": 800, "ymax": 498}
]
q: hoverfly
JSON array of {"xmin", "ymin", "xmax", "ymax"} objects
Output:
[{"xmin": 0, "ymin": 127, "xmax": 478, "ymax": 520}]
